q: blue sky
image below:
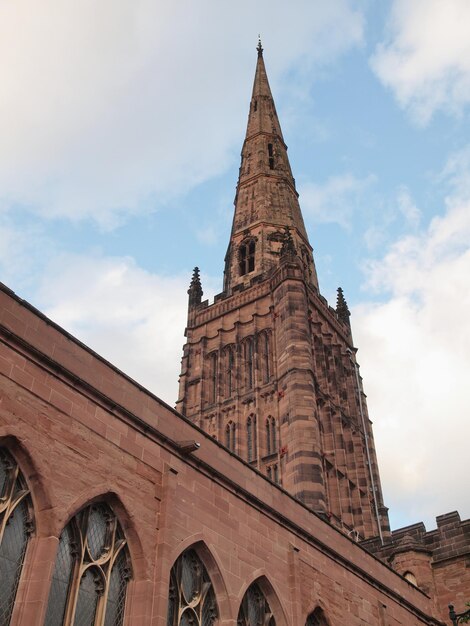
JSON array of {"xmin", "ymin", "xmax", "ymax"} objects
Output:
[{"xmin": 1, "ymin": 0, "xmax": 470, "ymax": 531}]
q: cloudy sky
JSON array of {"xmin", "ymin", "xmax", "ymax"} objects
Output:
[{"xmin": 1, "ymin": 0, "xmax": 469, "ymax": 532}]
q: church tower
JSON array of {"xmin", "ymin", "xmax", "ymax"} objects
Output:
[{"xmin": 177, "ymin": 42, "xmax": 390, "ymax": 542}]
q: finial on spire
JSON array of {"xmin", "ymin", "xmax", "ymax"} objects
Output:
[
  {"xmin": 257, "ymin": 35, "xmax": 263, "ymax": 58},
  {"xmin": 336, "ymin": 287, "xmax": 351, "ymax": 326},
  {"xmin": 188, "ymin": 267, "xmax": 203, "ymax": 308}
]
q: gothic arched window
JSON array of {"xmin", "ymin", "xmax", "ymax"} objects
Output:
[
  {"xmin": 225, "ymin": 422, "xmax": 236, "ymax": 453},
  {"xmin": 167, "ymin": 548, "xmax": 218, "ymax": 626},
  {"xmin": 266, "ymin": 417, "xmax": 276, "ymax": 455},
  {"xmin": 239, "ymin": 240, "xmax": 256, "ymax": 276},
  {"xmin": 225, "ymin": 347, "xmax": 235, "ymax": 398},
  {"xmin": 259, "ymin": 333, "xmax": 270, "ymax": 384},
  {"xmin": 238, "ymin": 582, "xmax": 275, "ymax": 626},
  {"xmin": 207, "ymin": 353, "xmax": 218, "ymax": 405},
  {"xmin": 306, "ymin": 607, "xmax": 329, "ymax": 626},
  {"xmin": 247, "ymin": 415, "xmax": 257, "ymax": 463},
  {"xmin": 44, "ymin": 502, "xmax": 131, "ymax": 626},
  {"xmin": 0, "ymin": 448, "xmax": 34, "ymax": 626},
  {"xmin": 245, "ymin": 339, "xmax": 254, "ymax": 390}
]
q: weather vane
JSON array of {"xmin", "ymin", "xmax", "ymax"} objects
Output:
[{"xmin": 257, "ymin": 34, "xmax": 263, "ymax": 57}]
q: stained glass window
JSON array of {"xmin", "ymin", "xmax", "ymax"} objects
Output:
[
  {"xmin": 167, "ymin": 549, "xmax": 218, "ymax": 626},
  {"xmin": 0, "ymin": 448, "xmax": 34, "ymax": 626},
  {"xmin": 237, "ymin": 582, "xmax": 275, "ymax": 626},
  {"xmin": 44, "ymin": 502, "xmax": 131, "ymax": 626}
]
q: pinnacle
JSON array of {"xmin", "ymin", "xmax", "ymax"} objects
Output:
[
  {"xmin": 188, "ymin": 267, "xmax": 203, "ymax": 307},
  {"xmin": 336, "ymin": 287, "xmax": 351, "ymax": 326}
]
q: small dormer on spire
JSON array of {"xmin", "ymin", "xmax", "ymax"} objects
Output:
[
  {"xmin": 336, "ymin": 287, "xmax": 351, "ymax": 326},
  {"xmin": 188, "ymin": 267, "xmax": 203, "ymax": 308},
  {"xmin": 280, "ymin": 227, "xmax": 296, "ymax": 261}
]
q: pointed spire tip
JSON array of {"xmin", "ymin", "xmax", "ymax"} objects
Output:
[{"xmin": 257, "ymin": 35, "xmax": 263, "ymax": 58}]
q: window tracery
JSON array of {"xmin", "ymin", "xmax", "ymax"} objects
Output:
[
  {"xmin": 0, "ymin": 448, "xmax": 34, "ymax": 626},
  {"xmin": 167, "ymin": 549, "xmax": 218, "ymax": 626},
  {"xmin": 237, "ymin": 582, "xmax": 275, "ymax": 626},
  {"xmin": 44, "ymin": 502, "xmax": 131, "ymax": 626}
]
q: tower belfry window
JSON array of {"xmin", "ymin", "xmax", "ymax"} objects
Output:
[
  {"xmin": 268, "ymin": 143, "xmax": 274, "ymax": 169},
  {"xmin": 239, "ymin": 240, "xmax": 256, "ymax": 276}
]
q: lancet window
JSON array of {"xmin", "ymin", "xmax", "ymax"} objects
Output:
[
  {"xmin": 306, "ymin": 608, "xmax": 329, "ymax": 626},
  {"xmin": 245, "ymin": 339, "xmax": 254, "ymax": 390},
  {"xmin": 237, "ymin": 582, "xmax": 275, "ymax": 626},
  {"xmin": 44, "ymin": 502, "xmax": 131, "ymax": 626},
  {"xmin": 259, "ymin": 332, "xmax": 271, "ymax": 384},
  {"xmin": 167, "ymin": 549, "xmax": 218, "ymax": 626},
  {"xmin": 268, "ymin": 143, "xmax": 274, "ymax": 170},
  {"xmin": 207, "ymin": 353, "xmax": 218, "ymax": 405},
  {"xmin": 225, "ymin": 421, "xmax": 236, "ymax": 453},
  {"xmin": 225, "ymin": 346, "xmax": 235, "ymax": 398},
  {"xmin": 266, "ymin": 417, "xmax": 277, "ymax": 455},
  {"xmin": 239, "ymin": 240, "xmax": 256, "ymax": 276},
  {"xmin": 247, "ymin": 415, "xmax": 257, "ymax": 463},
  {"xmin": 0, "ymin": 448, "xmax": 34, "ymax": 626}
]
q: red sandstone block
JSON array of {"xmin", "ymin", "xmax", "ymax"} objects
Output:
[{"xmin": 10, "ymin": 366, "xmax": 34, "ymax": 390}]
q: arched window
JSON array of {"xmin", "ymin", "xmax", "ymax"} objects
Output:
[
  {"xmin": 225, "ymin": 422, "xmax": 236, "ymax": 453},
  {"xmin": 245, "ymin": 339, "xmax": 254, "ymax": 390},
  {"xmin": 225, "ymin": 347, "xmax": 235, "ymax": 398},
  {"xmin": 207, "ymin": 353, "xmax": 218, "ymax": 405},
  {"xmin": 258, "ymin": 333, "xmax": 271, "ymax": 384},
  {"xmin": 167, "ymin": 548, "xmax": 218, "ymax": 626},
  {"xmin": 247, "ymin": 415, "xmax": 257, "ymax": 463},
  {"xmin": 306, "ymin": 607, "xmax": 329, "ymax": 626},
  {"xmin": 44, "ymin": 502, "xmax": 131, "ymax": 626},
  {"xmin": 238, "ymin": 582, "xmax": 275, "ymax": 626},
  {"xmin": 0, "ymin": 448, "xmax": 34, "ymax": 626},
  {"xmin": 266, "ymin": 417, "xmax": 276, "ymax": 455},
  {"xmin": 239, "ymin": 240, "xmax": 256, "ymax": 276}
]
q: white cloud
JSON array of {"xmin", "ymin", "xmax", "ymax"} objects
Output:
[
  {"xmin": 32, "ymin": 252, "xmax": 216, "ymax": 406},
  {"xmin": 397, "ymin": 186, "xmax": 421, "ymax": 229},
  {"xmin": 354, "ymin": 148, "xmax": 470, "ymax": 529},
  {"xmin": 371, "ymin": 0, "xmax": 470, "ymax": 125},
  {"xmin": 300, "ymin": 173, "xmax": 376, "ymax": 228},
  {"xmin": 0, "ymin": 0, "xmax": 363, "ymax": 228}
]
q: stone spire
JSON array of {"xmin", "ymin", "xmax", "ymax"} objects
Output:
[
  {"xmin": 336, "ymin": 287, "xmax": 351, "ymax": 326},
  {"xmin": 223, "ymin": 43, "xmax": 318, "ymax": 293}
]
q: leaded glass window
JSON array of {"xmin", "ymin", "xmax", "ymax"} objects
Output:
[
  {"xmin": 167, "ymin": 548, "xmax": 218, "ymax": 626},
  {"xmin": 237, "ymin": 582, "xmax": 275, "ymax": 626},
  {"xmin": 0, "ymin": 448, "xmax": 34, "ymax": 626},
  {"xmin": 44, "ymin": 502, "xmax": 131, "ymax": 626}
]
